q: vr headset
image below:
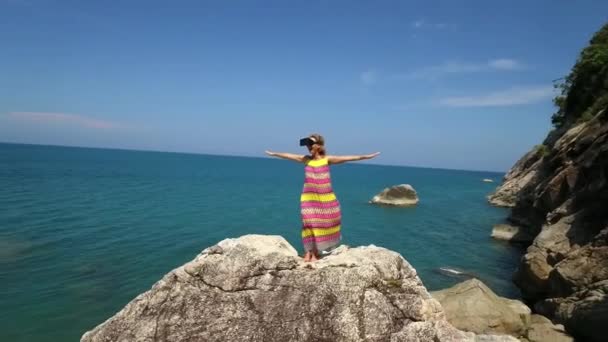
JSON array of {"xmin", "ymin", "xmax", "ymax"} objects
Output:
[{"xmin": 299, "ymin": 137, "xmax": 315, "ymax": 146}]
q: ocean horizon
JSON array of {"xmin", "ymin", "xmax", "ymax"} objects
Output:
[
  {"xmin": 0, "ymin": 141, "xmax": 509, "ymax": 174},
  {"xmin": 0, "ymin": 142, "xmax": 521, "ymax": 341}
]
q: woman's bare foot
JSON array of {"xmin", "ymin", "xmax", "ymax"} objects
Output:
[
  {"xmin": 310, "ymin": 252, "xmax": 319, "ymax": 262},
  {"xmin": 303, "ymin": 252, "xmax": 311, "ymax": 262}
]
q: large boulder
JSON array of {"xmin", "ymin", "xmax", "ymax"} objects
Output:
[
  {"xmin": 513, "ymin": 213, "xmax": 607, "ymax": 301},
  {"xmin": 431, "ymin": 279, "xmax": 573, "ymax": 342},
  {"xmin": 535, "ymin": 280, "xmax": 608, "ymax": 342},
  {"xmin": 525, "ymin": 314, "xmax": 572, "ymax": 342},
  {"xmin": 370, "ymin": 184, "xmax": 419, "ymax": 206},
  {"xmin": 431, "ymin": 279, "xmax": 531, "ymax": 337},
  {"xmin": 81, "ymin": 235, "xmax": 511, "ymax": 342}
]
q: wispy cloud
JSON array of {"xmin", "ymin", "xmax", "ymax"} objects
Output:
[
  {"xmin": 411, "ymin": 19, "xmax": 449, "ymax": 30},
  {"xmin": 439, "ymin": 85, "xmax": 555, "ymax": 107},
  {"xmin": 412, "ymin": 19, "xmax": 425, "ymax": 29},
  {"xmin": 6, "ymin": 112, "xmax": 123, "ymax": 129},
  {"xmin": 488, "ymin": 58, "xmax": 523, "ymax": 71},
  {"xmin": 360, "ymin": 70, "xmax": 377, "ymax": 86},
  {"xmin": 403, "ymin": 59, "xmax": 524, "ymax": 80}
]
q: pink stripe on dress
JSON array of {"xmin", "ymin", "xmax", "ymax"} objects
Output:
[
  {"xmin": 300, "ymin": 200, "xmax": 340, "ymax": 208},
  {"xmin": 302, "ymin": 187, "xmax": 333, "ymax": 194},
  {"xmin": 302, "ymin": 211, "xmax": 342, "ymax": 220},
  {"xmin": 304, "ymin": 178, "xmax": 331, "ymax": 184},
  {"xmin": 304, "ymin": 166, "xmax": 330, "ymax": 173},
  {"xmin": 302, "ymin": 221, "xmax": 341, "ymax": 229}
]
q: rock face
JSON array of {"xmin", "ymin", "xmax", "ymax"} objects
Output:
[
  {"xmin": 487, "ymin": 108, "xmax": 608, "ymax": 341},
  {"xmin": 370, "ymin": 184, "xmax": 419, "ymax": 206},
  {"xmin": 526, "ymin": 314, "xmax": 573, "ymax": 342},
  {"xmin": 431, "ymin": 279, "xmax": 573, "ymax": 342},
  {"xmin": 81, "ymin": 235, "xmax": 511, "ymax": 342},
  {"xmin": 487, "ymin": 147, "xmax": 544, "ymax": 208}
]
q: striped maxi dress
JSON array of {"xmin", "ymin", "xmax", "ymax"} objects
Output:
[{"xmin": 301, "ymin": 157, "xmax": 342, "ymax": 252}]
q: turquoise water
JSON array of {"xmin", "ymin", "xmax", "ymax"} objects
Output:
[{"xmin": 0, "ymin": 143, "xmax": 522, "ymax": 341}]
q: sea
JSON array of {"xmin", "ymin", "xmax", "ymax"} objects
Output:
[{"xmin": 0, "ymin": 143, "xmax": 523, "ymax": 342}]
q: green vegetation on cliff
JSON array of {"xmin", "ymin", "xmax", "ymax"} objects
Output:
[{"xmin": 552, "ymin": 23, "xmax": 608, "ymax": 127}]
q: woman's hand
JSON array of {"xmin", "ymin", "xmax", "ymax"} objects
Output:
[
  {"xmin": 364, "ymin": 152, "xmax": 381, "ymax": 159},
  {"xmin": 328, "ymin": 152, "xmax": 381, "ymax": 165},
  {"xmin": 265, "ymin": 150, "xmax": 276, "ymax": 157}
]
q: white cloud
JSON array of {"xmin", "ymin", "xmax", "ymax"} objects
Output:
[
  {"xmin": 411, "ymin": 19, "xmax": 449, "ymax": 30},
  {"xmin": 412, "ymin": 19, "xmax": 425, "ymax": 29},
  {"xmin": 439, "ymin": 85, "xmax": 555, "ymax": 107},
  {"xmin": 360, "ymin": 70, "xmax": 377, "ymax": 86},
  {"xmin": 6, "ymin": 112, "xmax": 123, "ymax": 129},
  {"xmin": 404, "ymin": 58, "xmax": 525, "ymax": 80},
  {"xmin": 488, "ymin": 58, "xmax": 523, "ymax": 70}
]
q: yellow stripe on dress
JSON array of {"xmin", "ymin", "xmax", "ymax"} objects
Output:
[
  {"xmin": 300, "ymin": 193, "xmax": 336, "ymax": 202},
  {"xmin": 307, "ymin": 158, "xmax": 328, "ymax": 167},
  {"xmin": 302, "ymin": 226, "xmax": 341, "ymax": 238}
]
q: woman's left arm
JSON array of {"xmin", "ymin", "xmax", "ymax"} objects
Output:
[{"xmin": 327, "ymin": 152, "xmax": 380, "ymax": 165}]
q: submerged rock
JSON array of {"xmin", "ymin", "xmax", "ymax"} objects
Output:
[
  {"xmin": 491, "ymin": 224, "xmax": 534, "ymax": 243},
  {"xmin": 370, "ymin": 184, "xmax": 419, "ymax": 206},
  {"xmin": 81, "ymin": 235, "xmax": 512, "ymax": 342}
]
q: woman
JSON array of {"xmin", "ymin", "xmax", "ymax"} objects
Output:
[{"xmin": 265, "ymin": 134, "xmax": 380, "ymax": 262}]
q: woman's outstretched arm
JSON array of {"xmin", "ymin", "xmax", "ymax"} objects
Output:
[
  {"xmin": 328, "ymin": 152, "xmax": 380, "ymax": 165},
  {"xmin": 265, "ymin": 151, "xmax": 308, "ymax": 163}
]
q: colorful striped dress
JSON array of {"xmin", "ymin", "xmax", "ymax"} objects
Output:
[{"xmin": 301, "ymin": 157, "xmax": 341, "ymax": 252}]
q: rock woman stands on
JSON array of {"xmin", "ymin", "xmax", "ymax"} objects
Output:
[{"xmin": 265, "ymin": 133, "xmax": 380, "ymax": 262}]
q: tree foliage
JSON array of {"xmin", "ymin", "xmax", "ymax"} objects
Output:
[{"xmin": 552, "ymin": 23, "xmax": 608, "ymax": 127}]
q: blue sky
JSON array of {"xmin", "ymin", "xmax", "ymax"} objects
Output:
[{"xmin": 1, "ymin": 1, "xmax": 607, "ymax": 172}]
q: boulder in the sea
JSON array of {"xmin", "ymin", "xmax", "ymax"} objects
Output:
[
  {"xmin": 370, "ymin": 184, "xmax": 419, "ymax": 206},
  {"xmin": 82, "ymin": 234, "xmax": 514, "ymax": 342},
  {"xmin": 491, "ymin": 224, "xmax": 534, "ymax": 243}
]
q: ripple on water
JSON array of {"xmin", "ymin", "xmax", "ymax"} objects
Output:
[{"xmin": 0, "ymin": 236, "xmax": 33, "ymax": 264}]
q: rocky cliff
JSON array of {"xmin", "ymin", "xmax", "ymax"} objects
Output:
[
  {"xmin": 488, "ymin": 24, "xmax": 608, "ymax": 342},
  {"xmin": 81, "ymin": 235, "xmax": 516, "ymax": 342}
]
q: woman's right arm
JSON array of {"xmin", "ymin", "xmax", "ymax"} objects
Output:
[{"xmin": 265, "ymin": 151, "xmax": 308, "ymax": 163}]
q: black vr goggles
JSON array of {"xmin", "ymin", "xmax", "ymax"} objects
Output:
[{"xmin": 299, "ymin": 137, "xmax": 315, "ymax": 146}]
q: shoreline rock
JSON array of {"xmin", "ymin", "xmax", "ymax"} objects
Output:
[
  {"xmin": 486, "ymin": 92, "xmax": 608, "ymax": 340},
  {"xmin": 487, "ymin": 148, "xmax": 544, "ymax": 208},
  {"xmin": 81, "ymin": 235, "xmax": 516, "ymax": 342},
  {"xmin": 370, "ymin": 184, "xmax": 419, "ymax": 206},
  {"xmin": 431, "ymin": 279, "xmax": 573, "ymax": 342}
]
